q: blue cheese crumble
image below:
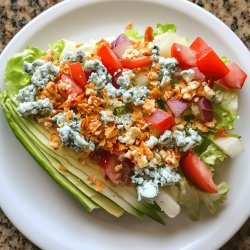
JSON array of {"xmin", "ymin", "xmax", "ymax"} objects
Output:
[
  {"xmin": 61, "ymin": 48, "xmax": 86, "ymax": 64},
  {"xmin": 158, "ymin": 130, "xmax": 173, "ymax": 146},
  {"xmin": 52, "ymin": 111, "xmax": 80, "ymax": 131},
  {"xmin": 122, "ymin": 86, "xmax": 149, "ymax": 106},
  {"xmin": 132, "ymin": 166, "xmax": 181, "ymax": 202},
  {"xmin": 173, "ymin": 128, "xmax": 202, "ymax": 152},
  {"xmin": 104, "ymin": 83, "xmax": 118, "ymax": 99},
  {"xmin": 23, "ymin": 59, "xmax": 45, "ymax": 75},
  {"xmin": 16, "ymin": 98, "xmax": 53, "ymax": 117},
  {"xmin": 116, "ymin": 70, "xmax": 135, "ymax": 89},
  {"xmin": 15, "ymin": 84, "xmax": 37, "ymax": 103},
  {"xmin": 85, "ymin": 60, "xmax": 111, "ymax": 91},
  {"xmin": 116, "ymin": 113, "xmax": 132, "ymax": 129},
  {"xmin": 158, "ymin": 57, "xmax": 178, "ymax": 87},
  {"xmin": 150, "ymin": 44, "xmax": 160, "ymax": 62},
  {"xmin": 143, "ymin": 128, "xmax": 202, "ymax": 151},
  {"xmin": 100, "ymin": 110, "xmax": 115, "ymax": 124},
  {"xmin": 145, "ymin": 136, "xmax": 158, "ymax": 148},
  {"xmin": 100, "ymin": 111, "xmax": 131, "ymax": 129},
  {"xmin": 53, "ymin": 111, "xmax": 95, "ymax": 152},
  {"xmin": 180, "ymin": 69, "xmax": 195, "ymax": 83},
  {"xmin": 31, "ymin": 62, "xmax": 59, "ymax": 89},
  {"xmin": 118, "ymin": 126, "xmax": 140, "ymax": 145},
  {"xmin": 57, "ymin": 125, "xmax": 95, "ymax": 152}
]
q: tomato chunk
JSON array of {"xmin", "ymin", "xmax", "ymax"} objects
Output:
[
  {"xmin": 180, "ymin": 150, "xmax": 218, "ymax": 193},
  {"xmin": 69, "ymin": 62, "xmax": 87, "ymax": 88},
  {"xmin": 220, "ymin": 62, "xmax": 247, "ymax": 89},
  {"xmin": 196, "ymin": 48, "xmax": 230, "ymax": 80},
  {"xmin": 121, "ymin": 56, "xmax": 152, "ymax": 69},
  {"xmin": 91, "ymin": 150, "xmax": 134, "ymax": 184},
  {"xmin": 60, "ymin": 74, "xmax": 84, "ymax": 99},
  {"xmin": 190, "ymin": 37, "xmax": 209, "ymax": 55},
  {"xmin": 97, "ymin": 42, "xmax": 123, "ymax": 75},
  {"xmin": 101, "ymin": 153, "xmax": 122, "ymax": 184},
  {"xmin": 171, "ymin": 43, "xmax": 197, "ymax": 69},
  {"xmin": 145, "ymin": 109, "xmax": 176, "ymax": 132}
]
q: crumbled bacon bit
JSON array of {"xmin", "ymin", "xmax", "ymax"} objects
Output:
[
  {"xmin": 144, "ymin": 26, "xmax": 154, "ymax": 43},
  {"xmin": 147, "ymin": 71, "xmax": 158, "ymax": 81},
  {"xmin": 149, "ymin": 80, "xmax": 160, "ymax": 87},
  {"xmin": 125, "ymin": 22, "xmax": 133, "ymax": 30},
  {"xmin": 66, "ymin": 110, "xmax": 72, "ymax": 122},
  {"xmin": 88, "ymin": 176, "xmax": 104, "ymax": 192},
  {"xmin": 149, "ymin": 87, "xmax": 162, "ymax": 99},
  {"xmin": 115, "ymin": 164, "xmax": 123, "ymax": 173},
  {"xmin": 161, "ymin": 149, "xmax": 180, "ymax": 168},
  {"xmin": 58, "ymin": 165, "xmax": 67, "ymax": 171},
  {"xmin": 49, "ymin": 130, "xmax": 61, "ymax": 149},
  {"xmin": 191, "ymin": 120, "xmax": 209, "ymax": 132},
  {"xmin": 36, "ymin": 115, "xmax": 52, "ymax": 128},
  {"xmin": 105, "ymin": 125, "xmax": 118, "ymax": 139},
  {"xmin": 214, "ymin": 128, "xmax": 228, "ymax": 138},
  {"xmin": 205, "ymin": 118, "xmax": 217, "ymax": 128},
  {"xmin": 143, "ymin": 99, "xmax": 156, "ymax": 115}
]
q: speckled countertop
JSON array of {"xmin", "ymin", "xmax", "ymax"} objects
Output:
[{"xmin": 0, "ymin": 0, "xmax": 249, "ymax": 249}]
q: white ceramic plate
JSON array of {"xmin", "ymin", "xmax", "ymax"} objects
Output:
[{"xmin": 0, "ymin": 0, "xmax": 250, "ymax": 249}]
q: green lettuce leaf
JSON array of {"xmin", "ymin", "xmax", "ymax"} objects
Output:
[
  {"xmin": 221, "ymin": 55, "xmax": 230, "ymax": 65},
  {"xmin": 125, "ymin": 23, "xmax": 177, "ymax": 40},
  {"xmin": 154, "ymin": 23, "xmax": 176, "ymax": 36},
  {"xmin": 4, "ymin": 46, "xmax": 47, "ymax": 98},
  {"xmin": 49, "ymin": 39, "xmax": 65, "ymax": 61},
  {"xmin": 213, "ymin": 85, "xmax": 239, "ymax": 130},
  {"xmin": 178, "ymin": 178, "xmax": 200, "ymax": 220},
  {"xmin": 178, "ymin": 178, "xmax": 229, "ymax": 219},
  {"xmin": 199, "ymin": 141, "xmax": 227, "ymax": 167},
  {"xmin": 124, "ymin": 29, "xmax": 143, "ymax": 40},
  {"xmin": 198, "ymin": 182, "xmax": 229, "ymax": 214}
]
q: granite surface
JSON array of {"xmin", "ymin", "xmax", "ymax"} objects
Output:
[{"xmin": 0, "ymin": 0, "xmax": 249, "ymax": 249}]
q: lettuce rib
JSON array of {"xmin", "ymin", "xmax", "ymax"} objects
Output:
[
  {"xmin": 1, "ymin": 98, "xmax": 98, "ymax": 212},
  {"xmin": 5, "ymin": 98, "xmax": 147, "ymax": 220}
]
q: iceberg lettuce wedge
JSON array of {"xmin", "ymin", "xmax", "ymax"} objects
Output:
[{"xmin": 1, "ymin": 96, "xmax": 99, "ymax": 212}]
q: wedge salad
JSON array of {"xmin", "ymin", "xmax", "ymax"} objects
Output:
[{"xmin": 1, "ymin": 23, "xmax": 247, "ymax": 224}]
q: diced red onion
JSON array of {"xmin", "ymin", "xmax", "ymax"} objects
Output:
[
  {"xmin": 198, "ymin": 97, "xmax": 213, "ymax": 122},
  {"xmin": 191, "ymin": 67, "xmax": 206, "ymax": 82},
  {"xmin": 167, "ymin": 97, "xmax": 189, "ymax": 117},
  {"xmin": 112, "ymin": 73, "xmax": 122, "ymax": 89},
  {"xmin": 84, "ymin": 70, "xmax": 92, "ymax": 81},
  {"xmin": 111, "ymin": 33, "xmax": 132, "ymax": 58},
  {"xmin": 111, "ymin": 33, "xmax": 129, "ymax": 48},
  {"xmin": 173, "ymin": 70, "xmax": 182, "ymax": 78}
]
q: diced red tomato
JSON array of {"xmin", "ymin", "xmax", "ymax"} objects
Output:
[
  {"xmin": 145, "ymin": 109, "xmax": 176, "ymax": 132},
  {"xmin": 101, "ymin": 153, "xmax": 122, "ymax": 185},
  {"xmin": 69, "ymin": 62, "xmax": 87, "ymax": 88},
  {"xmin": 119, "ymin": 157, "xmax": 134, "ymax": 183},
  {"xmin": 89, "ymin": 149, "xmax": 108, "ymax": 165},
  {"xmin": 60, "ymin": 74, "xmax": 84, "ymax": 99},
  {"xmin": 196, "ymin": 47, "xmax": 230, "ymax": 80},
  {"xmin": 112, "ymin": 143, "xmax": 124, "ymax": 156},
  {"xmin": 121, "ymin": 56, "xmax": 152, "ymax": 69},
  {"xmin": 180, "ymin": 150, "xmax": 218, "ymax": 193},
  {"xmin": 171, "ymin": 43, "xmax": 197, "ymax": 69},
  {"xmin": 97, "ymin": 42, "xmax": 123, "ymax": 75},
  {"xmin": 91, "ymin": 150, "xmax": 134, "ymax": 184},
  {"xmin": 220, "ymin": 63, "xmax": 247, "ymax": 89},
  {"xmin": 190, "ymin": 37, "xmax": 209, "ymax": 56}
]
